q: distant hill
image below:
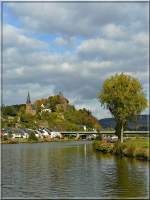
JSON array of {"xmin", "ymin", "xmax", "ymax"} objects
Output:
[{"xmin": 99, "ymin": 115, "xmax": 149, "ymax": 131}]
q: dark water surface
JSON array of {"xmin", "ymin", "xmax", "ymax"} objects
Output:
[{"xmin": 2, "ymin": 141, "xmax": 149, "ymax": 198}]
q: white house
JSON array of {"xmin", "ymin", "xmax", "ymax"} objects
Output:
[
  {"xmin": 50, "ymin": 131, "xmax": 62, "ymax": 139},
  {"xmin": 41, "ymin": 104, "xmax": 51, "ymax": 113},
  {"xmin": 38, "ymin": 129, "xmax": 50, "ymax": 137},
  {"xmin": 12, "ymin": 132, "xmax": 29, "ymax": 139},
  {"xmin": 23, "ymin": 132, "xmax": 29, "ymax": 139},
  {"xmin": 34, "ymin": 130, "xmax": 41, "ymax": 138},
  {"xmin": 42, "ymin": 129, "xmax": 50, "ymax": 137},
  {"xmin": 41, "ymin": 108, "xmax": 51, "ymax": 113},
  {"xmin": 12, "ymin": 133, "xmax": 22, "ymax": 138}
]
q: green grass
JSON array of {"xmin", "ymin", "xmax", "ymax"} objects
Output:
[
  {"xmin": 93, "ymin": 138, "xmax": 149, "ymax": 161},
  {"xmin": 124, "ymin": 138, "xmax": 149, "ymax": 148}
]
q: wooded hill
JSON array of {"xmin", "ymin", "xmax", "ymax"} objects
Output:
[
  {"xmin": 99, "ymin": 115, "xmax": 149, "ymax": 131},
  {"xmin": 1, "ymin": 94, "xmax": 101, "ymax": 131}
]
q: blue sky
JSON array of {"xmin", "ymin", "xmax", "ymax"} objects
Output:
[{"xmin": 3, "ymin": 2, "xmax": 149, "ymax": 119}]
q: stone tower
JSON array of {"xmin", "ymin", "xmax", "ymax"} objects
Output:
[{"xmin": 26, "ymin": 92, "xmax": 36, "ymax": 115}]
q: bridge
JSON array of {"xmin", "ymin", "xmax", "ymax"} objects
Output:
[
  {"xmin": 60, "ymin": 130, "xmax": 149, "ymax": 139},
  {"xmin": 60, "ymin": 130, "xmax": 149, "ymax": 135},
  {"xmin": 61, "ymin": 131, "xmax": 98, "ymax": 134}
]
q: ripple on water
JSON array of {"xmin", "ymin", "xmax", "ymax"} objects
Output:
[{"xmin": 2, "ymin": 141, "xmax": 149, "ymax": 198}]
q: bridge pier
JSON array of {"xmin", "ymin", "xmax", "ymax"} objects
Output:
[{"xmin": 75, "ymin": 133, "xmax": 80, "ymax": 140}]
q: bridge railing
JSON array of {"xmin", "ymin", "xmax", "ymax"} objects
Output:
[{"xmin": 60, "ymin": 130, "xmax": 149, "ymax": 134}]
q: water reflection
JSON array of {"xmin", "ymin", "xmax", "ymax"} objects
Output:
[
  {"xmin": 112, "ymin": 157, "xmax": 148, "ymax": 198},
  {"xmin": 2, "ymin": 141, "xmax": 149, "ymax": 198},
  {"xmin": 84, "ymin": 143, "xmax": 87, "ymax": 158},
  {"xmin": 94, "ymin": 151, "xmax": 149, "ymax": 198}
]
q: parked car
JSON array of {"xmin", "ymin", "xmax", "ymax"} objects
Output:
[{"xmin": 110, "ymin": 135, "xmax": 118, "ymax": 142}]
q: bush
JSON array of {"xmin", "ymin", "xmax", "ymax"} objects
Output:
[
  {"xmin": 8, "ymin": 139, "xmax": 18, "ymax": 144},
  {"xmin": 113, "ymin": 142, "xmax": 126, "ymax": 156},
  {"xmin": 93, "ymin": 138, "xmax": 149, "ymax": 161},
  {"xmin": 124, "ymin": 144, "xmax": 136, "ymax": 157},
  {"xmin": 2, "ymin": 135, "xmax": 8, "ymax": 141},
  {"xmin": 28, "ymin": 132, "xmax": 38, "ymax": 142},
  {"xmin": 134, "ymin": 148, "xmax": 149, "ymax": 160},
  {"xmin": 94, "ymin": 141, "xmax": 113, "ymax": 153}
]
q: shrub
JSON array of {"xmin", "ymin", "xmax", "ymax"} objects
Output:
[
  {"xmin": 93, "ymin": 138, "xmax": 149, "ymax": 161},
  {"xmin": 8, "ymin": 139, "xmax": 18, "ymax": 144},
  {"xmin": 124, "ymin": 144, "xmax": 136, "ymax": 157},
  {"xmin": 2, "ymin": 135, "xmax": 8, "ymax": 141},
  {"xmin": 28, "ymin": 132, "xmax": 38, "ymax": 142},
  {"xmin": 135, "ymin": 148, "xmax": 149, "ymax": 160},
  {"xmin": 113, "ymin": 142, "xmax": 126, "ymax": 156},
  {"xmin": 94, "ymin": 141, "xmax": 113, "ymax": 153}
]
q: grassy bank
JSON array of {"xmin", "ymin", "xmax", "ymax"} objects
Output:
[{"xmin": 93, "ymin": 138, "xmax": 149, "ymax": 161}]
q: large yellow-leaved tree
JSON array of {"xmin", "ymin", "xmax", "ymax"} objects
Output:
[{"xmin": 98, "ymin": 73, "xmax": 147, "ymax": 142}]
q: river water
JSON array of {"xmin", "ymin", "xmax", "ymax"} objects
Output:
[{"xmin": 1, "ymin": 141, "xmax": 149, "ymax": 199}]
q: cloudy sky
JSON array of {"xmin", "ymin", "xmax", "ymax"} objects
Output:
[{"xmin": 3, "ymin": 2, "xmax": 149, "ymax": 119}]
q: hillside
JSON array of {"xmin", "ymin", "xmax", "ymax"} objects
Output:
[
  {"xmin": 99, "ymin": 115, "xmax": 149, "ymax": 131},
  {"xmin": 1, "ymin": 94, "xmax": 101, "ymax": 131}
]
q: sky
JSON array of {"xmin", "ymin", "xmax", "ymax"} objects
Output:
[{"xmin": 2, "ymin": 2, "xmax": 149, "ymax": 119}]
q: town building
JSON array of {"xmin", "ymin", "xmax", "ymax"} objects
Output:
[
  {"xmin": 25, "ymin": 92, "xmax": 36, "ymax": 115},
  {"xmin": 40, "ymin": 104, "xmax": 51, "ymax": 113}
]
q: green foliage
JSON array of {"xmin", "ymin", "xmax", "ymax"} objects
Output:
[
  {"xmin": 2, "ymin": 94, "xmax": 101, "ymax": 131},
  {"xmin": 94, "ymin": 141, "xmax": 113, "ymax": 153},
  {"xmin": 35, "ymin": 95, "xmax": 101, "ymax": 131},
  {"xmin": 64, "ymin": 107, "xmax": 100, "ymax": 130},
  {"xmin": 28, "ymin": 131, "xmax": 38, "ymax": 141},
  {"xmin": 34, "ymin": 94, "xmax": 69, "ymax": 112},
  {"xmin": 98, "ymin": 73, "xmax": 147, "ymax": 140},
  {"xmin": 20, "ymin": 113, "xmax": 37, "ymax": 129},
  {"xmin": 1, "ymin": 104, "xmax": 25, "ymax": 117},
  {"xmin": 1, "ymin": 135, "xmax": 8, "ymax": 141},
  {"xmin": 94, "ymin": 138, "xmax": 149, "ymax": 160},
  {"xmin": 113, "ymin": 142, "xmax": 126, "ymax": 155}
]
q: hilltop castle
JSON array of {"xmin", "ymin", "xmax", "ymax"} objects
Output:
[{"xmin": 26, "ymin": 92, "xmax": 36, "ymax": 115}]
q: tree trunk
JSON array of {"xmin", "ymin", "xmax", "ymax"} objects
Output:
[
  {"xmin": 115, "ymin": 121, "xmax": 124, "ymax": 142},
  {"xmin": 121, "ymin": 125, "xmax": 124, "ymax": 143}
]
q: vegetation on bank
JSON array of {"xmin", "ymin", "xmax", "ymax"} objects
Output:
[
  {"xmin": 93, "ymin": 138, "xmax": 149, "ymax": 161},
  {"xmin": 1, "ymin": 136, "xmax": 82, "ymax": 144}
]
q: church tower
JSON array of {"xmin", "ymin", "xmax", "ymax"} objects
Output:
[{"xmin": 26, "ymin": 92, "xmax": 36, "ymax": 115}]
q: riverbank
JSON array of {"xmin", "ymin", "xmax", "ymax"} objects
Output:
[
  {"xmin": 0, "ymin": 137, "xmax": 86, "ymax": 144},
  {"xmin": 93, "ymin": 138, "xmax": 149, "ymax": 161}
]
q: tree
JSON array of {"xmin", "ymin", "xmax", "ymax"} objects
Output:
[
  {"xmin": 1, "ymin": 106, "xmax": 17, "ymax": 116},
  {"xmin": 28, "ymin": 131, "xmax": 38, "ymax": 141},
  {"xmin": 20, "ymin": 113, "xmax": 37, "ymax": 129},
  {"xmin": 98, "ymin": 73, "xmax": 147, "ymax": 142}
]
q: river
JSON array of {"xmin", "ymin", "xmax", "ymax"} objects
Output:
[{"xmin": 1, "ymin": 141, "xmax": 149, "ymax": 199}]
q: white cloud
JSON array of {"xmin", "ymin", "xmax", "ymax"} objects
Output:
[
  {"xmin": 3, "ymin": 24, "xmax": 48, "ymax": 51},
  {"xmin": 8, "ymin": 2, "xmax": 149, "ymax": 37},
  {"xmin": 133, "ymin": 32, "xmax": 149, "ymax": 46},
  {"xmin": 77, "ymin": 37, "xmax": 147, "ymax": 62},
  {"xmin": 3, "ymin": 2, "xmax": 149, "ymax": 119},
  {"xmin": 54, "ymin": 36, "xmax": 76, "ymax": 47},
  {"xmin": 102, "ymin": 23, "xmax": 126, "ymax": 39},
  {"xmin": 54, "ymin": 37, "xmax": 67, "ymax": 46}
]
